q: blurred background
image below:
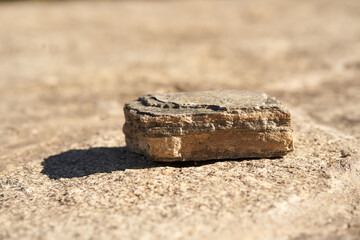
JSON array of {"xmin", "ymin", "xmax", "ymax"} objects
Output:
[
  {"xmin": 1, "ymin": 1, "xmax": 360, "ymax": 240},
  {"xmin": 1, "ymin": 0, "xmax": 360, "ymax": 168}
]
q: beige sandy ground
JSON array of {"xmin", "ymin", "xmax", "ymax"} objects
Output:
[{"xmin": 0, "ymin": 0, "xmax": 360, "ymax": 239}]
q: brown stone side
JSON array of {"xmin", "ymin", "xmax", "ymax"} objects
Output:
[{"xmin": 125, "ymin": 129, "xmax": 294, "ymax": 162}]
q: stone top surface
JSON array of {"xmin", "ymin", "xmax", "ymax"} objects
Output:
[
  {"xmin": 126, "ymin": 90, "xmax": 287, "ymax": 116},
  {"xmin": 143, "ymin": 90, "xmax": 269, "ymax": 108}
]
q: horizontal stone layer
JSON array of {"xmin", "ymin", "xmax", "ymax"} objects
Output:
[
  {"xmin": 126, "ymin": 130, "xmax": 294, "ymax": 162},
  {"xmin": 124, "ymin": 109, "xmax": 290, "ymax": 137}
]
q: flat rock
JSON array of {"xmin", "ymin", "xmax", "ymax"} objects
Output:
[{"xmin": 123, "ymin": 90, "xmax": 294, "ymax": 161}]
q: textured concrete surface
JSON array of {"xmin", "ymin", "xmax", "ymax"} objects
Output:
[
  {"xmin": 123, "ymin": 90, "xmax": 293, "ymax": 161},
  {"xmin": 0, "ymin": 0, "xmax": 360, "ymax": 239}
]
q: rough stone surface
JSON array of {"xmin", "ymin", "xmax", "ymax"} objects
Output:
[
  {"xmin": 1, "ymin": 1, "xmax": 360, "ymax": 240},
  {"xmin": 123, "ymin": 90, "xmax": 294, "ymax": 161}
]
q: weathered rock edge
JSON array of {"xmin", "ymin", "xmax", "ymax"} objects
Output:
[{"xmin": 123, "ymin": 90, "xmax": 294, "ymax": 162}]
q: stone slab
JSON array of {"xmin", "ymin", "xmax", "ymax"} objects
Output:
[{"xmin": 123, "ymin": 90, "xmax": 294, "ymax": 161}]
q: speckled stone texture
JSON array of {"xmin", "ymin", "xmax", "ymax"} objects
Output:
[{"xmin": 123, "ymin": 90, "xmax": 294, "ymax": 161}]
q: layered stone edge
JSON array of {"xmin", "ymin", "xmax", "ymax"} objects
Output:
[{"xmin": 123, "ymin": 92, "xmax": 294, "ymax": 162}]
